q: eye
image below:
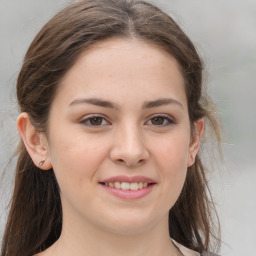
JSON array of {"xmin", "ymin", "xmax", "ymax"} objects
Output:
[
  {"xmin": 146, "ymin": 115, "xmax": 175, "ymax": 126},
  {"xmin": 81, "ymin": 115, "xmax": 110, "ymax": 127}
]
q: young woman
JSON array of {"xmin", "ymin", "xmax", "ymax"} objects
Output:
[{"xmin": 1, "ymin": 1, "xmax": 221, "ymax": 256}]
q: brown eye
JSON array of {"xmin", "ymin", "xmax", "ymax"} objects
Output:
[
  {"xmin": 90, "ymin": 117, "xmax": 103, "ymax": 126},
  {"xmin": 81, "ymin": 115, "xmax": 109, "ymax": 127},
  {"xmin": 146, "ymin": 115, "xmax": 175, "ymax": 127},
  {"xmin": 151, "ymin": 116, "xmax": 165, "ymax": 125}
]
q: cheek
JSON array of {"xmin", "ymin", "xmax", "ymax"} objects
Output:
[
  {"xmin": 150, "ymin": 132, "xmax": 190, "ymax": 202},
  {"xmin": 48, "ymin": 130, "xmax": 108, "ymax": 191},
  {"xmin": 154, "ymin": 131, "xmax": 190, "ymax": 171}
]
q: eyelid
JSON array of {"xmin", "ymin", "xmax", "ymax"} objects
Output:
[
  {"xmin": 145, "ymin": 114, "xmax": 176, "ymax": 126},
  {"xmin": 79, "ymin": 113, "xmax": 175, "ymax": 127},
  {"xmin": 80, "ymin": 114, "xmax": 111, "ymax": 127}
]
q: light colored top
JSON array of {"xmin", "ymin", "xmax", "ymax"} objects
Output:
[
  {"xmin": 173, "ymin": 240, "xmax": 220, "ymax": 256},
  {"xmin": 173, "ymin": 240, "xmax": 200, "ymax": 256}
]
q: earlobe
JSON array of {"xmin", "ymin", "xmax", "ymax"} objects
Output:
[
  {"xmin": 17, "ymin": 113, "xmax": 52, "ymax": 170},
  {"xmin": 187, "ymin": 118, "xmax": 204, "ymax": 167}
]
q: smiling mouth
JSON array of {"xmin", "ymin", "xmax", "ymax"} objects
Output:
[{"xmin": 100, "ymin": 182, "xmax": 154, "ymax": 191}]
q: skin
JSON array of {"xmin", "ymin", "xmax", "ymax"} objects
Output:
[{"xmin": 17, "ymin": 38, "xmax": 204, "ymax": 256}]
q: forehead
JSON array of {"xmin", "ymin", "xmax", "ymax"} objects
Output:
[
  {"xmin": 75, "ymin": 38, "xmax": 184, "ymax": 79},
  {"xmin": 54, "ymin": 38, "xmax": 186, "ymax": 108}
]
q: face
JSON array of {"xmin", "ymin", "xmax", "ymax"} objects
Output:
[{"xmin": 45, "ymin": 38, "xmax": 201, "ymax": 235}]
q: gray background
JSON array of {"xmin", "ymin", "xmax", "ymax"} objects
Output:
[{"xmin": 0, "ymin": 1, "xmax": 255, "ymax": 255}]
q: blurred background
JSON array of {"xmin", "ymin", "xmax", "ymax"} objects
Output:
[{"xmin": 0, "ymin": 0, "xmax": 255, "ymax": 255}]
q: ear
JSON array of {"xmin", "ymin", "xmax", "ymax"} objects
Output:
[
  {"xmin": 187, "ymin": 118, "xmax": 204, "ymax": 167},
  {"xmin": 17, "ymin": 112, "xmax": 52, "ymax": 170}
]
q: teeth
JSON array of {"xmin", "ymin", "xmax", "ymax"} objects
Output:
[
  {"xmin": 121, "ymin": 182, "xmax": 130, "ymax": 190},
  {"xmin": 114, "ymin": 182, "xmax": 121, "ymax": 189},
  {"xmin": 130, "ymin": 182, "xmax": 138, "ymax": 190},
  {"xmin": 104, "ymin": 182, "xmax": 150, "ymax": 190}
]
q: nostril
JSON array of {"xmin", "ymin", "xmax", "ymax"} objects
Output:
[{"xmin": 115, "ymin": 158, "xmax": 146, "ymax": 167}]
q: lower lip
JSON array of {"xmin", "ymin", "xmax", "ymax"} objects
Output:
[{"xmin": 100, "ymin": 184, "xmax": 155, "ymax": 199}]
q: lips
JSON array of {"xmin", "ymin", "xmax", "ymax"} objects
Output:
[{"xmin": 99, "ymin": 175, "xmax": 156, "ymax": 199}]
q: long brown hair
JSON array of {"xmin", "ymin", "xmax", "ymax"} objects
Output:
[{"xmin": 1, "ymin": 1, "xmax": 221, "ymax": 255}]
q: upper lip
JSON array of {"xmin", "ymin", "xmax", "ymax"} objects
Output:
[{"xmin": 100, "ymin": 175, "xmax": 156, "ymax": 183}]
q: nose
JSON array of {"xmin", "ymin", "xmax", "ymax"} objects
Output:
[{"xmin": 109, "ymin": 125, "xmax": 150, "ymax": 167}]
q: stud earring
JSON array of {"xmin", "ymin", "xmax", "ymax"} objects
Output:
[{"xmin": 39, "ymin": 158, "xmax": 46, "ymax": 166}]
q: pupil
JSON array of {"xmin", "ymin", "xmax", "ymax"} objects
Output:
[
  {"xmin": 152, "ymin": 117, "xmax": 164, "ymax": 125},
  {"xmin": 91, "ymin": 117, "xmax": 102, "ymax": 125}
]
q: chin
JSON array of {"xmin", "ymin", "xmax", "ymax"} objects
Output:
[{"xmin": 97, "ymin": 210, "xmax": 167, "ymax": 236}]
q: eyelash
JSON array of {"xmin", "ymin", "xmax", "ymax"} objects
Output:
[
  {"xmin": 80, "ymin": 114, "xmax": 175, "ymax": 127},
  {"xmin": 145, "ymin": 115, "xmax": 176, "ymax": 127},
  {"xmin": 80, "ymin": 115, "xmax": 110, "ymax": 127}
]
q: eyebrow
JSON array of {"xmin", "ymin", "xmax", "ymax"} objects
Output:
[
  {"xmin": 69, "ymin": 97, "xmax": 183, "ymax": 110},
  {"xmin": 142, "ymin": 98, "xmax": 184, "ymax": 109},
  {"xmin": 69, "ymin": 98, "xmax": 116, "ymax": 108}
]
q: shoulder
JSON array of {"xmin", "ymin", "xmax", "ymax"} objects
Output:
[
  {"xmin": 201, "ymin": 252, "xmax": 220, "ymax": 256},
  {"xmin": 172, "ymin": 239, "xmax": 220, "ymax": 256}
]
